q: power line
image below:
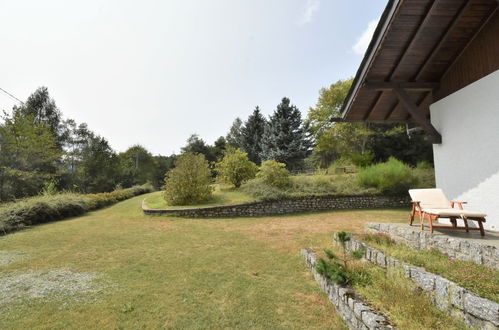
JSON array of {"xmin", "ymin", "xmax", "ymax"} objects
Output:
[{"xmin": 0, "ymin": 87, "xmax": 24, "ymax": 105}]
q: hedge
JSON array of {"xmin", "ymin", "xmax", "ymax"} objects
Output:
[{"xmin": 0, "ymin": 184, "xmax": 153, "ymax": 235}]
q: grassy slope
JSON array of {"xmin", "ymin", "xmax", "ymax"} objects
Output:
[
  {"xmin": 0, "ymin": 193, "xmax": 452, "ymax": 329},
  {"xmin": 145, "ymin": 184, "xmax": 256, "ymax": 209}
]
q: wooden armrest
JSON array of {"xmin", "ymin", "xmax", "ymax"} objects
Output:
[{"xmin": 450, "ymin": 201, "xmax": 467, "ymax": 210}]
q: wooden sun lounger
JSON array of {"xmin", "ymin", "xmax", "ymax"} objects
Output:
[{"xmin": 408, "ymin": 189, "xmax": 486, "ymax": 236}]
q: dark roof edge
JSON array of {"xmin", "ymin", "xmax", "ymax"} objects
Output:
[{"xmin": 340, "ymin": 0, "xmax": 402, "ymax": 118}]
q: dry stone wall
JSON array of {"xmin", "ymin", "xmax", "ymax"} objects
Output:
[
  {"xmin": 337, "ymin": 235, "xmax": 499, "ymax": 330},
  {"xmin": 301, "ymin": 248, "xmax": 395, "ymax": 330},
  {"xmin": 143, "ymin": 195, "xmax": 411, "ymax": 218},
  {"xmin": 366, "ymin": 223, "xmax": 499, "ymax": 269}
]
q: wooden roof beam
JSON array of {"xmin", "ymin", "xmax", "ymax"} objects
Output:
[
  {"xmin": 365, "ymin": 81, "xmax": 438, "ymax": 91},
  {"xmin": 393, "ymin": 86, "xmax": 441, "ymax": 143},
  {"xmin": 414, "ymin": 0, "xmax": 471, "ymax": 81}
]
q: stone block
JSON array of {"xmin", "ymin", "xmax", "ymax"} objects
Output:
[{"xmin": 463, "ymin": 293, "xmax": 499, "ymax": 326}]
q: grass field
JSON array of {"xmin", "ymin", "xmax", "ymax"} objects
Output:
[
  {"xmin": 145, "ymin": 184, "xmax": 256, "ymax": 209},
  {"xmin": 0, "ymin": 193, "xmax": 463, "ymax": 329}
]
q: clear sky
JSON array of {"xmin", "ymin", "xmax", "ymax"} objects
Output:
[{"xmin": 0, "ymin": 0, "xmax": 386, "ymax": 155}]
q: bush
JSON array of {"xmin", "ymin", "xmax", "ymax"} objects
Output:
[
  {"xmin": 358, "ymin": 157, "xmax": 418, "ymax": 194},
  {"xmin": 0, "ymin": 184, "xmax": 153, "ymax": 235},
  {"xmin": 163, "ymin": 153, "xmax": 213, "ymax": 205},
  {"xmin": 256, "ymin": 160, "xmax": 291, "ymax": 188},
  {"xmin": 215, "ymin": 148, "xmax": 258, "ymax": 188}
]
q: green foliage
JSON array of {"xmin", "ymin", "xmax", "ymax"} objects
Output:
[
  {"xmin": 351, "ymin": 246, "xmax": 366, "ymax": 260},
  {"xmin": 315, "ymin": 257, "xmax": 350, "ymax": 286},
  {"xmin": 0, "ymin": 184, "xmax": 152, "ymax": 235},
  {"xmin": 240, "ymin": 107, "xmax": 266, "ymax": 164},
  {"xmin": 225, "ymin": 118, "xmax": 244, "ymax": 149},
  {"xmin": 416, "ymin": 160, "xmax": 432, "ymax": 169},
  {"xmin": 259, "ymin": 97, "xmax": 313, "ymax": 170},
  {"xmin": 256, "ymin": 160, "xmax": 291, "ymax": 188},
  {"xmin": 41, "ymin": 180, "xmax": 59, "ymax": 196},
  {"xmin": 358, "ymin": 157, "xmax": 418, "ymax": 194},
  {"xmin": 163, "ymin": 153, "xmax": 213, "ymax": 205},
  {"xmin": 215, "ymin": 148, "xmax": 258, "ymax": 188}
]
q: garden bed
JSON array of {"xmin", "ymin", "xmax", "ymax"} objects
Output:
[{"xmin": 338, "ymin": 233, "xmax": 499, "ymax": 329}]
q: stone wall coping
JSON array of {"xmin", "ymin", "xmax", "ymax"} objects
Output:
[
  {"xmin": 335, "ymin": 234, "xmax": 499, "ymax": 329},
  {"xmin": 301, "ymin": 248, "xmax": 395, "ymax": 330}
]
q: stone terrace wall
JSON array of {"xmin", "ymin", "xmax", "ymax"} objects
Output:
[
  {"xmin": 338, "ymin": 235, "xmax": 499, "ymax": 330},
  {"xmin": 366, "ymin": 223, "xmax": 499, "ymax": 269},
  {"xmin": 301, "ymin": 248, "xmax": 394, "ymax": 330},
  {"xmin": 143, "ymin": 195, "xmax": 410, "ymax": 218}
]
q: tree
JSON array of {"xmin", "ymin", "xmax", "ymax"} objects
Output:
[
  {"xmin": 14, "ymin": 87, "xmax": 64, "ymax": 144},
  {"xmin": 225, "ymin": 118, "xmax": 244, "ymax": 149},
  {"xmin": 0, "ymin": 110, "xmax": 61, "ymax": 200},
  {"xmin": 307, "ymin": 78, "xmax": 433, "ymax": 168},
  {"xmin": 181, "ymin": 134, "xmax": 216, "ymax": 162},
  {"xmin": 215, "ymin": 148, "xmax": 258, "ymax": 188},
  {"xmin": 163, "ymin": 153, "xmax": 213, "ymax": 205},
  {"xmin": 118, "ymin": 145, "xmax": 157, "ymax": 187},
  {"xmin": 241, "ymin": 106, "xmax": 266, "ymax": 164},
  {"xmin": 212, "ymin": 136, "xmax": 227, "ymax": 161},
  {"xmin": 260, "ymin": 98, "xmax": 312, "ymax": 170}
]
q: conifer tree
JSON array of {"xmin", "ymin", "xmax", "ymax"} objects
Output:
[
  {"xmin": 226, "ymin": 118, "xmax": 244, "ymax": 149},
  {"xmin": 241, "ymin": 106, "xmax": 266, "ymax": 164},
  {"xmin": 259, "ymin": 98, "xmax": 312, "ymax": 170}
]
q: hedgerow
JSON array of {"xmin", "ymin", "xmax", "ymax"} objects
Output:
[{"xmin": 0, "ymin": 184, "xmax": 153, "ymax": 235}]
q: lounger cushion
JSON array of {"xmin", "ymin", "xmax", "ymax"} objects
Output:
[
  {"xmin": 409, "ymin": 188, "xmax": 451, "ymax": 209},
  {"xmin": 422, "ymin": 208, "xmax": 487, "ymax": 218}
]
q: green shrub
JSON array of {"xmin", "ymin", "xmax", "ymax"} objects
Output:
[
  {"xmin": 416, "ymin": 160, "xmax": 432, "ymax": 169},
  {"xmin": 163, "ymin": 153, "xmax": 213, "ymax": 205},
  {"xmin": 358, "ymin": 157, "xmax": 418, "ymax": 194},
  {"xmin": 0, "ymin": 184, "xmax": 153, "ymax": 235},
  {"xmin": 241, "ymin": 179, "xmax": 289, "ymax": 201},
  {"xmin": 256, "ymin": 160, "xmax": 291, "ymax": 188},
  {"xmin": 215, "ymin": 148, "xmax": 258, "ymax": 188}
]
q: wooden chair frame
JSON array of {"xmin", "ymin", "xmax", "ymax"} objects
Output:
[{"xmin": 409, "ymin": 200, "xmax": 486, "ymax": 236}]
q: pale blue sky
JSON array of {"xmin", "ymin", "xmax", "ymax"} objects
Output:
[{"xmin": 0, "ymin": 0, "xmax": 386, "ymax": 155}]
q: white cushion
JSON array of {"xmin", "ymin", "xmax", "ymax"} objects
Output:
[
  {"xmin": 409, "ymin": 188, "xmax": 451, "ymax": 209},
  {"xmin": 422, "ymin": 208, "xmax": 487, "ymax": 218}
]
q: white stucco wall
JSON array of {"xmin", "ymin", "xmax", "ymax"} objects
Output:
[{"xmin": 430, "ymin": 70, "xmax": 499, "ymax": 231}]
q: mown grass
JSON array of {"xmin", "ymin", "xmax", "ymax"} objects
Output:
[
  {"xmin": 0, "ymin": 194, "xmax": 410, "ymax": 329},
  {"xmin": 145, "ymin": 184, "xmax": 256, "ymax": 209},
  {"xmin": 358, "ymin": 233, "xmax": 499, "ymax": 303}
]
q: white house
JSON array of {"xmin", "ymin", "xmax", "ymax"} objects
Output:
[{"xmin": 341, "ymin": 0, "xmax": 499, "ymax": 231}]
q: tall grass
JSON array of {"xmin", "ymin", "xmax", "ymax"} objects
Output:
[
  {"xmin": 358, "ymin": 157, "xmax": 418, "ymax": 194},
  {"xmin": 0, "ymin": 184, "xmax": 153, "ymax": 235}
]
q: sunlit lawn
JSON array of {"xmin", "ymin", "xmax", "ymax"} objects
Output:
[
  {"xmin": 145, "ymin": 184, "xmax": 256, "ymax": 209},
  {"xmin": 0, "ymin": 193, "xmax": 408, "ymax": 329}
]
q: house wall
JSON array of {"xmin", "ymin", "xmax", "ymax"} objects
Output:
[{"xmin": 430, "ymin": 69, "xmax": 499, "ymax": 231}]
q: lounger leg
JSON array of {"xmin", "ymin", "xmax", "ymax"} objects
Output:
[
  {"xmin": 450, "ymin": 217, "xmax": 457, "ymax": 228},
  {"xmin": 429, "ymin": 215, "xmax": 434, "ymax": 234},
  {"xmin": 478, "ymin": 220, "xmax": 485, "ymax": 237},
  {"xmin": 463, "ymin": 218, "xmax": 469, "ymax": 233},
  {"xmin": 420, "ymin": 212, "xmax": 425, "ymax": 230}
]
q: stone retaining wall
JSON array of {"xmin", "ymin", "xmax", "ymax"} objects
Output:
[
  {"xmin": 336, "ymin": 235, "xmax": 499, "ymax": 330},
  {"xmin": 143, "ymin": 195, "xmax": 410, "ymax": 218},
  {"xmin": 366, "ymin": 223, "xmax": 499, "ymax": 269},
  {"xmin": 301, "ymin": 248, "xmax": 394, "ymax": 330}
]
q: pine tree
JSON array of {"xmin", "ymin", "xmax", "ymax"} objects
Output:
[
  {"xmin": 241, "ymin": 106, "xmax": 266, "ymax": 164},
  {"xmin": 259, "ymin": 98, "xmax": 312, "ymax": 170}
]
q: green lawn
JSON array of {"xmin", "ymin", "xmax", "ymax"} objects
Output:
[
  {"xmin": 0, "ymin": 194, "xmax": 458, "ymax": 329},
  {"xmin": 145, "ymin": 184, "xmax": 256, "ymax": 209}
]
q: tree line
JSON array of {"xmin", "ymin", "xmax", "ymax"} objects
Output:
[
  {"xmin": 0, "ymin": 79, "xmax": 433, "ymax": 201},
  {"xmin": 0, "ymin": 87, "xmax": 175, "ymax": 201}
]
